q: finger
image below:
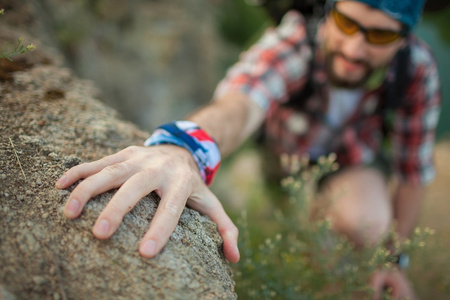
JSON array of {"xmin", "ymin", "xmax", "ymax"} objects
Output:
[
  {"xmin": 370, "ymin": 272, "xmax": 386, "ymax": 300},
  {"xmin": 384, "ymin": 272, "xmax": 415, "ymax": 300},
  {"xmin": 64, "ymin": 162, "xmax": 135, "ymax": 219},
  {"xmin": 188, "ymin": 188, "xmax": 240, "ymax": 263},
  {"xmin": 383, "ymin": 275, "xmax": 399, "ymax": 298},
  {"xmin": 139, "ymin": 181, "xmax": 191, "ymax": 258},
  {"xmin": 55, "ymin": 147, "xmax": 134, "ymax": 189},
  {"xmin": 92, "ymin": 169, "xmax": 162, "ymax": 239}
]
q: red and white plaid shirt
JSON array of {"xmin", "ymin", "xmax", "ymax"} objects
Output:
[{"xmin": 214, "ymin": 10, "xmax": 441, "ymax": 185}]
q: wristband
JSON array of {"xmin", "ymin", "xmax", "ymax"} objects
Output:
[{"xmin": 144, "ymin": 121, "xmax": 221, "ymax": 186}]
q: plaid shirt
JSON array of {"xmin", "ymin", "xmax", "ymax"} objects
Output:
[{"xmin": 214, "ymin": 11, "xmax": 441, "ymax": 185}]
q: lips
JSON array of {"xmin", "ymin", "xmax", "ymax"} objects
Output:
[
  {"xmin": 335, "ymin": 54, "xmax": 366, "ymax": 72},
  {"xmin": 325, "ymin": 51, "xmax": 373, "ymax": 88}
]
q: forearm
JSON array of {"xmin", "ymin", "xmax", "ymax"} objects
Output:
[
  {"xmin": 392, "ymin": 181, "xmax": 426, "ymax": 240},
  {"xmin": 186, "ymin": 92, "xmax": 265, "ymax": 156}
]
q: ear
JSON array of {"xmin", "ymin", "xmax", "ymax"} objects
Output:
[{"xmin": 398, "ymin": 37, "xmax": 408, "ymax": 50}]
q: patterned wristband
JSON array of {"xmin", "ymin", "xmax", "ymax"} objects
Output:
[{"xmin": 144, "ymin": 121, "xmax": 221, "ymax": 186}]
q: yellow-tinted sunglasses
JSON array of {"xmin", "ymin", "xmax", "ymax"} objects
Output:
[{"xmin": 330, "ymin": 7, "xmax": 408, "ymax": 45}]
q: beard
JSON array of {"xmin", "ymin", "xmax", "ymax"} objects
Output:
[{"xmin": 324, "ymin": 51, "xmax": 374, "ymax": 89}]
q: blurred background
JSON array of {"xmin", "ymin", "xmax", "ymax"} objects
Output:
[
  {"xmin": 5, "ymin": 0, "xmax": 449, "ymax": 137},
  {"xmin": 2, "ymin": 0, "xmax": 449, "ymax": 298}
]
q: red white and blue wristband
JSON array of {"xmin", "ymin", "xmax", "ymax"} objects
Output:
[{"xmin": 144, "ymin": 121, "xmax": 221, "ymax": 186}]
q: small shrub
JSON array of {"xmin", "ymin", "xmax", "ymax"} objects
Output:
[{"xmin": 234, "ymin": 153, "xmax": 432, "ymax": 299}]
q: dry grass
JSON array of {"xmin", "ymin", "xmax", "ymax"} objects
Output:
[{"xmin": 9, "ymin": 137, "xmax": 26, "ymax": 180}]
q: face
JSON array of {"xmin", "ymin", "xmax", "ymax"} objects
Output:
[{"xmin": 322, "ymin": 1, "xmax": 407, "ymax": 88}]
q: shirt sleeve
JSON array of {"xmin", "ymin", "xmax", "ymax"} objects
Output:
[
  {"xmin": 213, "ymin": 10, "xmax": 313, "ymax": 112},
  {"xmin": 391, "ymin": 38, "xmax": 442, "ymax": 185}
]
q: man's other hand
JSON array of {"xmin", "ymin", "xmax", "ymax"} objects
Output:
[{"xmin": 371, "ymin": 269, "xmax": 418, "ymax": 300}]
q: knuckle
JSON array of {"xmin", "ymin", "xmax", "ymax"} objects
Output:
[
  {"xmin": 71, "ymin": 182, "xmax": 93, "ymax": 201},
  {"xmin": 141, "ymin": 168, "xmax": 158, "ymax": 184},
  {"xmin": 228, "ymin": 225, "xmax": 239, "ymax": 237},
  {"xmin": 174, "ymin": 168, "xmax": 197, "ymax": 187},
  {"xmin": 123, "ymin": 145, "xmax": 139, "ymax": 156},
  {"xmin": 230, "ymin": 225, "xmax": 239, "ymax": 236},
  {"xmin": 219, "ymin": 224, "xmax": 239, "ymax": 237},
  {"xmin": 163, "ymin": 200, "xmax": 183, "ymax": 217},
  {"xmin": 92, "ymin": 159, "xmax": 108, "ymax": 171},
  {"xmin": 105, "ymin": 202, "xmax": 126, "ymax": 224},
  {"xmin": 103, "ymin": 162, "xmax": 130, "ymax": 176},
  {"xmin": 182, "ymin": 168, "xmax": 197, "ymax": 180}
]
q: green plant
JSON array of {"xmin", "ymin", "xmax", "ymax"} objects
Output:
[
  {"xmin": 234, "ymin": 153, "xmax": 433, "ymax": 300},
  {"xmin": 0, "ymin": 9, "xmax": 36, "ymax": 60},
  {"xmin": 216, "ymin": 0, "xmax": 271, "ymax": 48}
]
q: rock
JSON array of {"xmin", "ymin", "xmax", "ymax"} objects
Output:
[
  {"xmin": 0, "ymin": 16, "xmax": 236, "ymax": 300},
  {"xmin": 0, "ymin": 285, "xmax": 17, "ymax": 300},
  {"xmin": 5, "ymin": 0, "xmax": 234, "ymax": 131}
]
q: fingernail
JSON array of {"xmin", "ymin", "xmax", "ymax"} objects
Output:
[
  {"xmin": 64, "ymin": 199, "xmax": 80, "ymax": 218},
  {"xmin": 94, "ymin": 219, "xmax": 110, "ymax": 237},
  {"xmin": 233, "ymin": 245, "xmax": 240, "ymax": 263},
  {"xmin": 56, "ymin": 175, "xmax": 67, "ymax": 188},
  {"xmin": 140, "ymin": 240, "xmax": 156, "ymax": 257}
]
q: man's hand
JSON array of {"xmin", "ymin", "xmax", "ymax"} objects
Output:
[
  {"xmin": 370, "ymin": 269, "xmax": 418, "ymax": 300},
  {"xmin": 55, "ymin": 145, "xmax": 240, "ymax": 263}
]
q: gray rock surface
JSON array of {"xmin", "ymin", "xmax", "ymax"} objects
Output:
[{"xmin": 0, "ymin": 22, "xmax": 236, "ymax": 300}]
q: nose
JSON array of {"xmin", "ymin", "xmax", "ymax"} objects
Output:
[{"xmin": 340, "ymin": 32, "xmax": 367, "ymax": 61}]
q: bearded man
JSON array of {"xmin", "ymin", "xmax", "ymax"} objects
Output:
[{"xmin": 57, "ymin": 1, "xmax": 440, "ymax": 298}]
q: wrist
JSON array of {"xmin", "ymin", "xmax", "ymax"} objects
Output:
[
  {"xmin": 144, "ymin": 121, "xmax": 221, "ymax": 186},
  {"xmin": 153, "ymin": 143, "xmax": 199, "ymax": 170}
]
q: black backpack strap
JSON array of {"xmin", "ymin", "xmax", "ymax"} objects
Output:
[
  {"xmin": 379, "ymin": 44, "xmax": 411, "ymax": 139},
  {"xmin": 383, "ymin": 45, "xmax": 411, "ymax": 110}
]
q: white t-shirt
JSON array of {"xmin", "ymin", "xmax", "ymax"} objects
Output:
[{"xmin": 308, "ymin": 87, "xmax": 363, "ymax": 159}]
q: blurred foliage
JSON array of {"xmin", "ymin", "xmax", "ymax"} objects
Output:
[
  {"xmin": 216, "ymin": 0, "xmax": 272, "ymax": 48},
  {"xmin": 424, "ymin": 6, "xmax": 450, "ymax": 44},
  {"xmin": 255, "ymin": 0, "xmax": 326, "ymax": 25},
  {"xmin": 233, "ymin": 153, "xmax": 433, "ymax": 299},
  {"xmin": 216, "ymin": 0, "xmax": 324, "ymax": 48}
]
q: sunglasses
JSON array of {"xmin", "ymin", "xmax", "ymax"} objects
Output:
[{"xmin": 330, "ymin": 7, "xmax": 408, "ymax": 45}]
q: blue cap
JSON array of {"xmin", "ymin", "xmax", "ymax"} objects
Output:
[{"xmin": 330, "ymin": 0, "xmax": 427, "ymax": 30}]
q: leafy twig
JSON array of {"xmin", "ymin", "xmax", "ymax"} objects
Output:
[
  {"xmin": 0, "ymin": 37, "xmax": 36, "ymax": 61},
  {"xmin": 0, "ymin": 8, "xmax": 36, "ymax": 60}
]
